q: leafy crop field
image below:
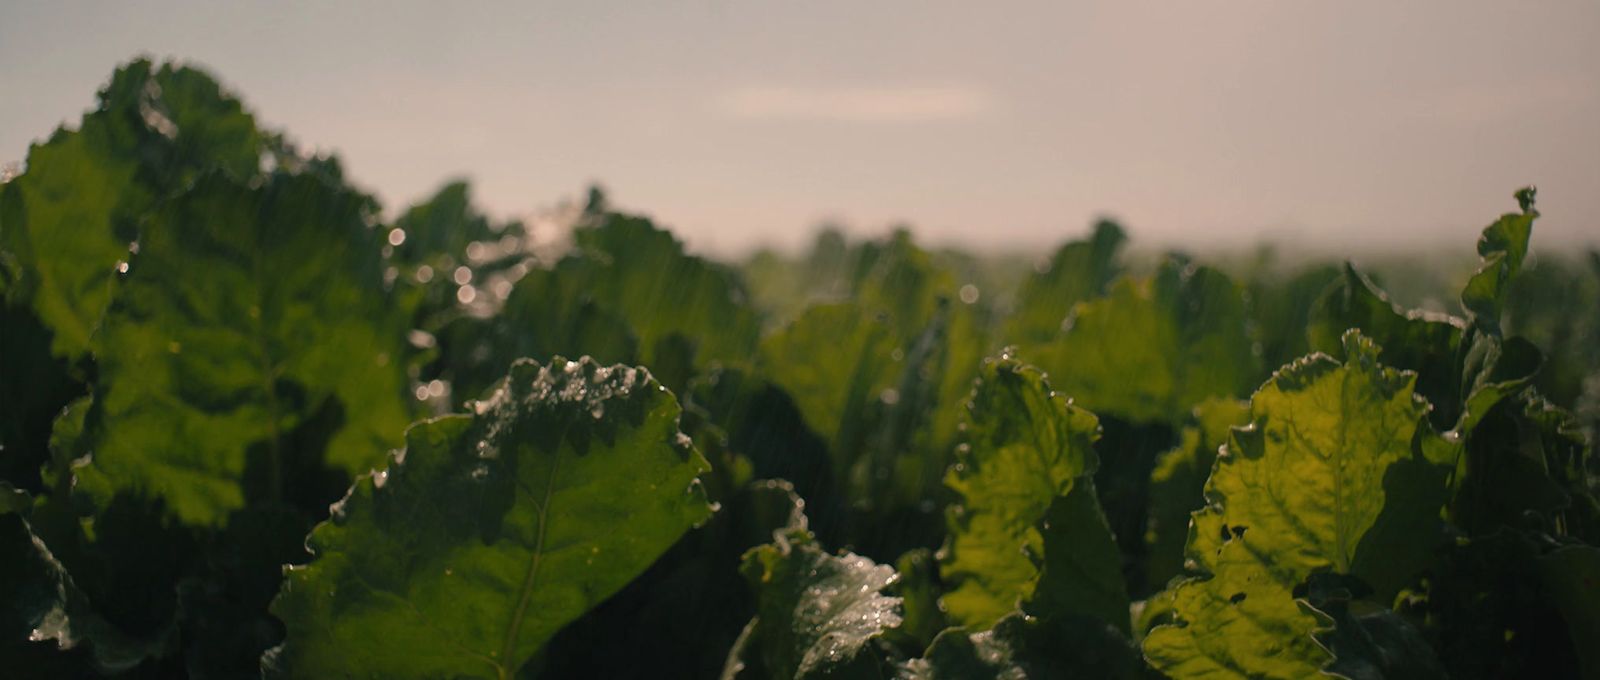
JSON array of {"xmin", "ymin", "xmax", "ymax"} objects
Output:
[{"xmin": 3, "ymin": 60, "xmax": 1599, "ymax": 679}]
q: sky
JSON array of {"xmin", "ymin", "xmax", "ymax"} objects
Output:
[{"xmin": 3, "ymin": 1, "xmax": 1597, "ymax": 256}]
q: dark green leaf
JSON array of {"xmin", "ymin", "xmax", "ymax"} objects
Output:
[
  {"xmin": 266, "ymin": 357, "xmax": 712, "ymax": 679},
  {"xmin": 724, "ymin": 527, "xmax": 902, "ymax": 680},
  {"xmin": 1299, "ymin": 572, "xmax": 1447, "ymax": 680}
]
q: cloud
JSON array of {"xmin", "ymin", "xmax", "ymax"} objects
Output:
[{"xmin": 714, "ymin": 85, "xmax": 995, "ymax": 122}]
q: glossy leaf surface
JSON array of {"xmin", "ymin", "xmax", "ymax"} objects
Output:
[{"xmin": 266, "ymin": 358, "xmax": 711, "ymax": 679}]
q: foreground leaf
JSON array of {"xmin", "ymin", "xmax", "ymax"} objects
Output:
[
  {"xmin": 1144, "ymin": 332, "xmax": 1444, "ymax": 678},
  {"xmin": 939, "ymin": 354, "xmax": 1125, "ymax": 631},
  {"xmin": 266, "ymin": 357, "xmax": 712, "ymax": 680},
  {"xmin": 723, "ymin": 527, "xmax": 902, "ymax": 680}
]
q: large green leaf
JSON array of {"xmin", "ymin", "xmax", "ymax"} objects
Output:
[
  {"xmin": 1028, "ymin": 260, "xmax": 1258, "ymax": 424},
  {"xmin": 266, "ymin": 357, "xmax": 711, "ymax": 680},
  {"xmin": 1145, "ymin": 398, "xmax": 1250, "ymax": 589},
  {"xmin": 76, "ymin": 171, "xmax": 411, "ymax": 526},
  {"xmin": 0, "ymin": 59, "xmax": 265, "ymax": 358},
  {"xmin": 722, "ymin": 526, "xmax": 903, "ymax": 680},
  {"xmin": 939, "ymin": 354, "xmax": 1125, "ymax": 631},
  {"xmin": 1143, "ymin": 332, "xmax": 1445, "ymax": 679}
]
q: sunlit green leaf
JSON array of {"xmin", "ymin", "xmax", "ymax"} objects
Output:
[
  {"xmin": 266, "ymin": 357, "xmax": 712, "ymax": 680},
  {"xmin": 939, "ymin": 354, "xmax": 1125, "ymax": 631},
  {"xmin": 1144, "ymin": 332, "xmax": 1445, "ymax": 679}
]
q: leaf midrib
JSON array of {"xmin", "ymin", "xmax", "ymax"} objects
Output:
[{"xmin": 497, "ymin": 451, "xmax": 562, "ymax": 679}]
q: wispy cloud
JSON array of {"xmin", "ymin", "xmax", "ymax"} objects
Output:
[{"xmin": 714, "ymin": 85, "xmax": 995, "ymax": 122}]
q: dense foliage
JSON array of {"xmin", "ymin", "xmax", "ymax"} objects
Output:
[{"xmin": 3, "ymin": 60, "xmax": 1599, "ymax": 679}]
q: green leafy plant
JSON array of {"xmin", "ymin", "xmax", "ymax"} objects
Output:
[{"xmin": 2, "ymin": 59, "xmax": 1596, "ymax": 679}]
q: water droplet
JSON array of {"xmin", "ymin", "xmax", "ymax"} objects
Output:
[
  {"xmin": 959, "ymin": 284, "xmax": 980, "ymax": 304},
  {"xmin": 456, "ymin": 285, "xmax": 476, "ymax": 304},
  {"xmin": 415, "ymin": 265, "xmax": 434, "ymax": 283},
  {"xmin": 388, "ymin": 228, "xmax": 407, "ymax": 246},
  {"xmin": 115, "ymin": 261, "xmax": 129, "ymax": 274},
  {"xmin": 453, "ymin": 266, "xmax": 472, "ymax": 285},
  {"xmin": 427, "ymin": 380, "xmax": 447, "ymax": 398}
]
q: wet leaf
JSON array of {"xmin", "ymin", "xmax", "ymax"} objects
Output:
[
  {"xmin": 266, "ymin": 357, "xmax": 712, "ymax": 680},
  {"xmin": 722, "ymin": 526, "xmax": 902, "ymax": 680}
]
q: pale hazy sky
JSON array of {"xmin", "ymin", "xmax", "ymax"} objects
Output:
[{"xmin": 3, "ymin": 1, "xmax": 1597, "ymax": 255}]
